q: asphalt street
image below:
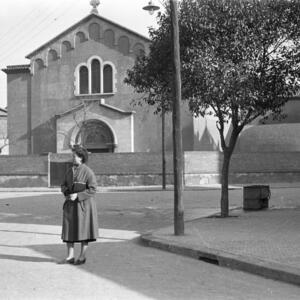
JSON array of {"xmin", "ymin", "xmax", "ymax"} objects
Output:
[{"xmin": 0, "ymin": 188, "xmax": 299, "ymax": 299}]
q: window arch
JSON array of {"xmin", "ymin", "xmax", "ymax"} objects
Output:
[
  {"xmin": 34, "ymin": 58, "xmax": 45, "ymax": 71},
  {"xmin": 91, "ymin": 59, "xmax": 101, "ymax": 93},
  {"xmin": 48, "ymin": 49, "xmax": 58, "ymax": 62},
  {"xmin": 79, "ymin": 66, "xmax": 89, "ymax": 94},
  {"xmin": 75, "ymin": 32, "xmax": 86, "ymax": 45},
  {"xmin": 133, "ymin": 43, "xmax": 145, "ymax": 59},
  {"xmin": 75, "ymin": 119, "xmax": 116, "ymax": 153},
  {"xmin": 118, "ymin": 36, "xmax": 130, "ymax": 55},
  {"xmin": 89, "ymin": 23, "xmax": 101, "ymax": 42},
  {"xmin": 61, "ymin": 41, "xmax": 72, "ymax": 54},
  {"xmin": 104, "ymin": 29, "xmax": 115, "ymax": 48},
  {"xmin": 75, "ymin": 56, "xmax": 115, "ymax": 95},
  {"xmin": 103, "ymin": 64, "xmax": 113, "ymax": 93}
]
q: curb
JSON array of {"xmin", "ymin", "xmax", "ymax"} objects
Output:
[{"xmin": 140, "ymin": 234, "xmax": 300, "ymax": 287}]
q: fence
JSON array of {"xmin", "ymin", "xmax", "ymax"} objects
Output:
[{"xmin": 0, "ymin": 151, "xmax": 300, "ymax": 187}]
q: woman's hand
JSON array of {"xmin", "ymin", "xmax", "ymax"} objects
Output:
[{"xmin": 69, "ymin": 193, "xmax": 78, "ymax": 201}]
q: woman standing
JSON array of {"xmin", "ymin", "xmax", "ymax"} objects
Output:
[{"xmin": 59, "ymin": 145, "xmax": 99, "ymax": 265}]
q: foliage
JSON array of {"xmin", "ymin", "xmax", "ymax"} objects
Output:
[
  {"xmin": 125, "ymin": 0, "xmax": 300, "ymax": 216},
  {"xmin": 125, "ymin": 0, "xmax": 300, "ymax": 135},
  {"xmin": 181, "ymin": 0, "xmax": 300, "ymax": 148},
  {"xmin": 124, "ymin": 4, "xmax": 173, "ymax": 114}
]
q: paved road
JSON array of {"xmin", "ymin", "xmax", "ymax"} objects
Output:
[{"xmin": 0, "ymin": 189, "xmax": 299, "ymax": 299}]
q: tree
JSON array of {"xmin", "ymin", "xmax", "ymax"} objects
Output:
[
  {"xmin": 57, "ymin": 100, "xmax": 90, "ymax": 150},
  {"xmin": 125, "ymin": 0, "xmax": 300, "ymax": 217}
]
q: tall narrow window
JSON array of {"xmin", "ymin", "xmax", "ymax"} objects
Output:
[
  {"xmin": 91, "ymin": 59, "xmax": 100, "ymax": 93},
  {"xmin": 103, "ymin": 65, "xmax": 113, "ymax": 93},
  {"xmin": 79, "ymin": 66, "xmax": 89, "ymax": 94},
  {"xmin": 118, "ymin": 36, "xmax": 130, "ymax": 55},
  {"xmin": 89, "ymin": 23, "xmax": 101, "ymax": 42}
]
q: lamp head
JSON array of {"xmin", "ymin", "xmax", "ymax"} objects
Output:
[{"xmin": 143, "ymin": 0, "xmax": 160, "ymax": 15}]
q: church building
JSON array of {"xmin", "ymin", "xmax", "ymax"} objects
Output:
[{"xmin": 2, "ymin": 2, "xmax": 194, "ymax": 155}]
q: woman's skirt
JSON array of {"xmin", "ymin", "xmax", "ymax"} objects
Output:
[{"xmin": 62, "ymin": 198, "xmax": 99, "ymax": 243}]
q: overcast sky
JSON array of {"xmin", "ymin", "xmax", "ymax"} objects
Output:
[{"xmin": 0, "ymin": 0, "xmax": 162, "ymax": 108}]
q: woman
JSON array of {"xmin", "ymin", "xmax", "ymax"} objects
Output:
[{"xmin": 59, "ymin": 144, "xmax": 99, "ymax": 265}]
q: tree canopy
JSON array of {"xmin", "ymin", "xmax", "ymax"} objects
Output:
[
  {"xmin": 125, "ymin": 0, "xmax": 300, "ymax": 216},
  {"xmin": 126, "ymin": 0, "xmax": 300, "ymax": 123}
]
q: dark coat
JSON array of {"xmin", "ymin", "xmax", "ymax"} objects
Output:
[{"xmin": 61, "ymin": 163, "xmax": 99, "ymax": 243}]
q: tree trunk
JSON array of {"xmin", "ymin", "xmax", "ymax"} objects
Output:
[
  {"xmin": 220, "ymin": 150, "xmax": 231, "ymax": 217},
  {"xmin": 220, "ymin": 126, "xmax": 241, "ymax": 217},
  {"xmin": 170, "ymin": 0, "xmax": 184, "ymax": 235}
]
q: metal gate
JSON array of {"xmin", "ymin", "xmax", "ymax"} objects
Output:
[{"xmin": 49, "ymin": 161, "xmax": 73, "ymax": 187}]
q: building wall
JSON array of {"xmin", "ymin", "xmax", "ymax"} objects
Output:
[
  {"xmin": 6, "ymin": 72, "xmax": 31, "ymax": 155},
  {"xmin": 235, "ymin": 97, "xmax": 300, "ymax": 152},
  {"xmin": 26, "ymin": 15, "xmax": 184, "ymax": 154},
  {"xmin": 193, "ymin": 97, "xmax": 300, "ymax": 153}
]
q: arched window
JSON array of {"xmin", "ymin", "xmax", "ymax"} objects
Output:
[
  {"xmin": 62, "ymin": 41, "xmax": 72, "ymax": 54},
  {"xmin": 104, "ymin": 29, "xmax": 114, "ymax": 48},
  {"xmin": 34, "ymin": 59, "xmax": 44, "ymax": 71},
  {"xmin": 103, "ymin": 64, "xmax": 113, "ymax": 93},
  {"xmin": 75, "ymin": 56, "xmax": 115, "ymax": 95},
  {"xmin": 133, "ymin": 43, "xmax": 145, "ymax": 59},
  {"xmin": 89, "ymin": 23, "xmax": 100, "ymax": 42},
  {"xmin": 79, "ymin": 66, "xmax": 89, "ymax": 94},
  {"xmin": 91, "ymin": 59, "xmax": 101, "ymax": 94},
  {"xmin": 76, "ymin": 32, "xmax": 86, "ymax": 45},
  {"xmin": 118, "ymin": 36, "xmax": 130, "ymax": 55},
  {"xmin": 48, "ymin": 49, "xmax": 58, "ymax": 62},
  {"xmin": 76, "ymin": 120, "xmax": 115, "ymax": 153}
]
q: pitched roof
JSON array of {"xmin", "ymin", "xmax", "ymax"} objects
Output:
[
  {"xmin": 0, "ymin": 107, "xmax": 7, "ymax": 117},
  {"xmin": 26, "ymin": 12, "xmax": 150, "ymax": 59},
  {"xmin": 55, "ymin": 100, "xmax": 134, "ymax": 119},
  {"xmin": 2, "ymin": 64, "xmax": 30, "ymax": 74}
]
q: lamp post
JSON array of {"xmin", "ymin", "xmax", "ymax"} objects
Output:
[{"xmin": 143, "ymin": 0, "xmax": 184, "ymax": 235}]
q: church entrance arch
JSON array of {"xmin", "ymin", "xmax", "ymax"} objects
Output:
[{"xmin": 75, "ymin": 119, "xmax": 115, "ymax": 153}]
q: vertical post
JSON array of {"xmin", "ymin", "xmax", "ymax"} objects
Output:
[
  {"xmin": 170, "ymin": 0, "xmax": 184, "ymax": 235},
  {"xmin": 48, "ymin": 152, "xmax": 51, "ymax": 188},
  {"xmin": 27, "ymin": 74, "xmax": 32, "ymax": 154},
  {"xmin": 162, "ymin": 106, "xmax": 166, "ymax": 190}
]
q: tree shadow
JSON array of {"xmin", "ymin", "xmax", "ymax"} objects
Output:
[
  {"xmin": 0, "ymin": 253, "xmax": 54, "ymax": 263},
  {"xmin": 28, "ymin": 238, "xmax": 199, "ymax": 299}
]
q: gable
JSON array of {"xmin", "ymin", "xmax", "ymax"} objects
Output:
[
  {"xmin": 26, "ymin": 13, "xmax": 150, "ymax": 70},
  {"xmin": 56, "ymin": 100, "xmax": 134, "ymax": 120}
]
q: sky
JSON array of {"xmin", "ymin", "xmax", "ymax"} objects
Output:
[{"xmin": 0, "ymin": 0, "xmax": 162, "ymax": 109}]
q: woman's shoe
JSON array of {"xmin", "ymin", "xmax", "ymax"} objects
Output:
[
  {"xmin": 57, "ymin": 257, "xmax": 75, "ymax": 264},
  {"xmin": 74, "ymin": 258, "xmax": 86, "ymax": 265}
]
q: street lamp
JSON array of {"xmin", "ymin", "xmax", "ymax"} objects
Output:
[
  {"xmin": 143, "ymin": 0, "xmax": 184, "ymax": 235},
  {"xmin": 143, "ymin": 0, "xmax": 160, "ymax": 15}
]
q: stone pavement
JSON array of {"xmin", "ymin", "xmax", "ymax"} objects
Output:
[
  {"xmin": 141, "ymin": 207, "xmax": 300, "ymax": 286},
  {"xmin": 0, "ymin": 184, "xmax": 300, "ymax": 291}
]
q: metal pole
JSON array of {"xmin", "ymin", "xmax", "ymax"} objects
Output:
[
  {"xmin": 170, "ymin": 0, "xmax": 184, "ymax": 235},
  {"xmin": 162, "ymin": 106, "xmax": 166, "ymax": 190}
]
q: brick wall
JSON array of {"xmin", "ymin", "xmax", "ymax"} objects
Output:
[
  {"xmin": 1, "ymin": 151, "xmax": 300, "ymax": 187},
  {"xmin": 0, "ymin": 155, "xmax": 48, "ymax": 175},
  {"xmin": 0, "ymin": 155, "xmax": 48, "ymax": 187},
  {"xmin": 184, "ymin": 151, "xmax": 300, "ymax": 185}
]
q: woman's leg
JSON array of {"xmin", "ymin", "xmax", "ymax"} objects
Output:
[
  {"xmin": 67, "ymin": 242, "xmax": 74, "ymax": 259},
  {"xmin": 57, "ymin": 242, "xmax": 74, "ymax": 264},
  {"xmin": 78, "ymin": 241, "xmax": 88, "ymax": 260}
]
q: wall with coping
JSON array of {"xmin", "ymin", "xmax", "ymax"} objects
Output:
[{"xmin": 0, "ymin": 152, "xmax": 300, "ymax": 187}]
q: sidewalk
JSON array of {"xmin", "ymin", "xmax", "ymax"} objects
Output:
[
  {"xmin": 141, "ymin": 207, "xmax": 300, "ymax": 286},
  {"xmin": 1, "ymin": 184, "xmax": 300, "ymax": 287}
]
